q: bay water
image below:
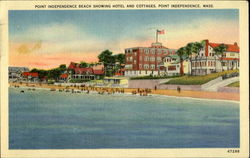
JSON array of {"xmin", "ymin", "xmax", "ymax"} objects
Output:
[{"xmin": 9, "ymin": 87, "xmax": 239, "ymax": 149}]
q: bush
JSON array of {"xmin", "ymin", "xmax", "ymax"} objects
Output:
[{"xmin": 165, "ymin": 69, "xmax": 239, "ymax": 85}]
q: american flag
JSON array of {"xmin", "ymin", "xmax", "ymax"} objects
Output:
[{"xmin": 157, "ymin": 29, "xmax": 165, "ymax": 34}]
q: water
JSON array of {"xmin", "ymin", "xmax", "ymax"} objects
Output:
[{"xmin": 9, "ymin": 87, "xmax": 239, "ymax": 149}]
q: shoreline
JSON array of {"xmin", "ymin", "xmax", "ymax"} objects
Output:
[{"xmin": 9, "ymin": 82, "xmax": 240, "ymax": 102}]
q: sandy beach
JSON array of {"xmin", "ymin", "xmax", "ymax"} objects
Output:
[{"xmin": 9, "ymin": 82, "xmax": 240, "ymax": 101}]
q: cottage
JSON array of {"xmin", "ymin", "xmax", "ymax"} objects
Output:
[
  {"xmin": 21, "ymin": 72, "xmax": 39, "ymax": 82},
  {"xmin": 67, "ymin": 62, "xmax": 104, "ymax": 81},
  {"xmin": 191, "ymin": 40, "xmax": 240, "ymax": 75},
  {"xmin": 9, "ymin": 66, "xmax": 29, "ymax": 81}
]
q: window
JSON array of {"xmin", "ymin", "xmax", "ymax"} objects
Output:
[
  {"xmin": 150, "ymin": 65, "xmax": 155, "ymax": 69},
  {"xmin": 157, "ymin": 49, "xmax": 161, "ymax": 54},
  {"xmin": 144, "ymin": 64, "xmax": 149, "ymax": 69},
  {"xmin": 150, "ymin": 57, "xmax": 155, "ymax": 61},
  {"xmin": 139, "ymin": 64, "xmax": 142, "ymax": 68},
  {"xmin": 144, "ymin": 56, "xmax": 149, "ymax": 61},
  {"xmin": 145, "ymin": 49, "xmax": 149, "ymax": 54},
  {"xmin": 230, "ymin": 53, "xmax": 235, "ymax": 56},
  {"xmin": 151, "ymin": 49, "xmax": 155, "ymax": 54},
  {"xmin": 134, "ymin": 60, "xmax": 136, "ymax": 64},
  {"xmin": 157, "ymin": 57, "xmax": 161, "ymax": 61}
]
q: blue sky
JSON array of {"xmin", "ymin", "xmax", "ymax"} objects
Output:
[
  {"xmin": 9, "ymin": 9, "xmax": 239, "ymax": 68},
  {"xmin": 9, "ymin": 9, "xmax": 239, "ymax": 42}
]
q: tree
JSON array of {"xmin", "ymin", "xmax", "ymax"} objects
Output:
[
  {"xmin": 213, "ymin": 44, "xmax": 227, "ymax": 72},
  {"xmin": 114, "ymin": 53, "xmax": 125, "ymax": 64},
  {"xmin": 176, "ymin": 47, "xmax": 186, "ymax": 75},
  {"xmin": 98, "ymin": 50, "xmax": 116, "ymax": 76},
  {"xmin": 185, "ymin": 42, "xmax": 194, "ymax": 75},
  {"xmin": 192, "ymin": 42, "xmax": 203, "ymax": 75},
  {"xmin": 79, "ymin": 61, "xmax": 89, "ymax": 68}
]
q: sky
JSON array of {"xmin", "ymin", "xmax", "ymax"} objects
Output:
[{"xmin": 9, "ymin": 9, "xmax": 239, "ymax": 69}]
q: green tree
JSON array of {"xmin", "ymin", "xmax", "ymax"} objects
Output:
[
  {"xmin": 184, "ymin": 42, "xmax": 194, "ymax": 75},
  {"xmin": 98, "ymin": 50, "xmax": 116, "ymax": 76},
  {"xmin": 114, "ymin": 53, "xmax": 125, "ymax": 64},
  {"xmin": 192, "ymin": 42, "xmax": 203, "ymax": 75},
  {"xmin": 59, "ymin": 64, "xmax": 66, "ymax": 70},
  {"xmin": 176, "ymin": 47, "xmax": 186, "ymax": 75},
  {"xmin": 79, "ymin": 61, "xmax": 89, "ymax": 68},
  {"xmin": 213, "ymin": 44, "xmax": 227, "ymax": 72}
]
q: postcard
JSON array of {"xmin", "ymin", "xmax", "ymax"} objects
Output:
[{"xmin": 0, "ymin": 1, "xmax": 249, "ymax": 157}]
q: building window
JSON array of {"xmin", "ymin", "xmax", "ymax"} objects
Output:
[
  {"xmin": 151, "ymin": 49, "xmax": 155, "ymax": 54},
  {"xmin": 157, "ymin": 50, "xmax": 161, "ymax": 54},
  {"xmin": 230, "ymin": 53, "xmax": 235, "ymax": 56},
  {"xmin": 150, "ymin": 57, "xmax": 155, "ymax": 61},
  {"xmin": 150, "ymin": 65, "xmax": 155, "ymax": 69},
  {"xmin": 139, "ymin": 64, "xmax": 142, "ymax": 68},
  {"xmin": 134, "ymin": 60, "xmax": 136, "ymax": 64},
  {"xmin": 144, "ymin": 64, "xmax": 149, "ymax": 69},
  {"xmin": 157, "ymin": 57, "xmax": 161, "ymax": 61},
  {"xmin": 145, "ymin": 49, "xmax": 149, "ymax": 54}
]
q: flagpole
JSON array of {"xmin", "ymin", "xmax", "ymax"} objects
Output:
[{"xmin": 156, "ymin": 30, "xmax": 158, "ymax": 43}]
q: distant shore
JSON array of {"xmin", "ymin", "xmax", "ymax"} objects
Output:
[{"xmin": 9, "ymin": 82, "xmax": 240, "ymax": 101}]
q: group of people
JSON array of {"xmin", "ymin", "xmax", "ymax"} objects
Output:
[{"xmin": 132, "ymin": 88, "xmax": 152, "ymax": 96}]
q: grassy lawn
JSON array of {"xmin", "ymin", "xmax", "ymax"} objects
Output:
[
  {"xmin": 165, "ymin": 69, "xmax": 239, "ymax": 85},
  {"xmin": 227, "ymin": 81, "xmax": 240, "ymax": 87},
  {"xmin": 130, "ymin": 75, "xmax": 180, "ymax": 80}
]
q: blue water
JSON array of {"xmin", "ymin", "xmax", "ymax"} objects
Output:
[{"xmin": 9, "ymin": 87, "xmax": 239, "ymax": 149}]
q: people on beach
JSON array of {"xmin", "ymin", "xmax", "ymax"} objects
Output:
[{"xmin": 177, "ymin": 86, "xmax": 181, "ymax": 93}]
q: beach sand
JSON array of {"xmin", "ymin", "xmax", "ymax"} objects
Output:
[{"xmin": 9, "ymin": 82, "xmax": 239, "ymax": 101}]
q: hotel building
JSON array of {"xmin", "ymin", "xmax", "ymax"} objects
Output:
[{"xmin": 124, "ymin": 42, "xmax": 177, "ymax": 76}]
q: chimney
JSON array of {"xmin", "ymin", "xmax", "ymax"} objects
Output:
[{"xmin": 234, "ymin": 42, "xmax": 238, "ymax": 46}]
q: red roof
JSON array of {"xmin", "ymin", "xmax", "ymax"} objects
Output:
[
  {"xmin": 60, "ymin": 73, "xmax": 69, "ymax": 78},
  {"xmin": 74, "ymin": 67, "xmax": 94, "ymax": 74},
  {"xmin": 22, "ymin": 72, "xmax": 39, "ymax": 77},
  {"xmin": 93, "ymin": 69, "xmax": 104, "ymax": 75},
  {"xmin": 209, "ymin": 43, "xmax": 239, "ymax": 53},
  {"xmin": 68, "ymin": 62, "xmax": 78, "ymax": 69},
  {"xmin": 221, "ymin": 58, "xmax": 240, "ymax": 61}
]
